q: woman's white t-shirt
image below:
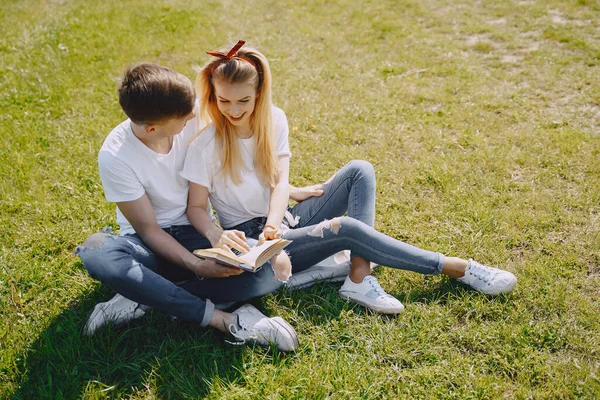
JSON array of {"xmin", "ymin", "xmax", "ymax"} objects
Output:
[{"xmin": 180, "ymin": 106, "xmax": 291, "ymax": 228}]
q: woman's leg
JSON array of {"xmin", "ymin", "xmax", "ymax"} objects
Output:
[
  {"xmin": 289, "ymin": 160, "xmax": 376, "ymax": 228},
  {"xmin": 283, "ymin": 217, "xmax": 517, "ymax": 312},
  {"xmin": 283, "ymin": 217, "xmax": 444, "ymax": 275},
  {"xmin": 288, "ymin": 160, "xmax": 376, "ymax": 282}
]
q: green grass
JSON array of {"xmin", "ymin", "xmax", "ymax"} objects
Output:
[{"xmin": 1, "ymin": 0, "xmax": 599, "ymax": 398}]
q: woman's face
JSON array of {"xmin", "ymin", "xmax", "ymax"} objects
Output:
[{"xmin": 213, "ymin": 79, "xmax": 257, "ymax": 132}]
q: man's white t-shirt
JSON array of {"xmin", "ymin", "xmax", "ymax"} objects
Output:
[
  {"xmin": 180, "ymin": 106, "xmax": 291, "ymax": 228},
  {"xmin": 98, "ymin": 106, "xmax": 201, "ymax": 236}
]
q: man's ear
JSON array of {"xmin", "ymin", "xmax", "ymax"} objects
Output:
[{"xmin": 144, "ymin": 124, "xmax": 157, "ymax": 135}]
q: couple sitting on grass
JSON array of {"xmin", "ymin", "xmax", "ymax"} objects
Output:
[{"xmin": 76, "ymin": 40, "xmax": 517, "ymax": 352}]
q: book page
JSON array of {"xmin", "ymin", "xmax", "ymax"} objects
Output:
[
  {"xmin": 240, "ymin": 239, "xmax": 291, "ymax": 267},
  {"xmin": 194, "ymin": 248, "xmax": 246, "ymax": 265}
]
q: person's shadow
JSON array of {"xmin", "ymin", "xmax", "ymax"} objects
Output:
[{"xmin": 10, "ymin": 284, "xmax": 295, "ymax": 399}]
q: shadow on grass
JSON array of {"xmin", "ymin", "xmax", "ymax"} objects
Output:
[
  {"xmin": 11, "ymin": 287, "xmax": 292, "ymax": 399},
  {"xmin": 276, "ymin": 274, "xmax": 516, "ymax": 325},
  {"xmin": 402, "ymin": 276, "xmax": 517, "ymax": 306}
]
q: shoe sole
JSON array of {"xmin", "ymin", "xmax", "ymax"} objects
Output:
[
  {"xmin": 339, "ymin": 291, "xmax": 405, "ymax": 314},
  {"xmin": 270, "ymin": 317, "xmax": 300, "ymax": 352}
]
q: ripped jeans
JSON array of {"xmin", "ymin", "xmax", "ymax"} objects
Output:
[
  {"xmin": 228, "ymin": 160, "xmax": 445, "ymax": 276},
  {"xmin": 75, "ymin": 225, "xmax": 284, "ymax": 327}
]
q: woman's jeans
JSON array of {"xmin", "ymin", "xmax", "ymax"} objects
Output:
[
  {"xmin": 75, "ymin": 225, "xmax": 283, "ymax": 327},
  {"xmin": 228, "ymin": 160, "xmax": 445, "ymax": 276}
]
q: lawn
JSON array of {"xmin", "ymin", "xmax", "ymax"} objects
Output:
[{"xmin": 1, "ymin": 0, "xmax": 599, "ymax": 398}]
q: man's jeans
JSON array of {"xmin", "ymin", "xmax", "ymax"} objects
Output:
[
  {"xmin": 228, "ymin": 160, "xmax": 445, "ymax": 276},
  {"xmin": 75, "ymin": 225, "xmax": 283, "ymax": 327}
]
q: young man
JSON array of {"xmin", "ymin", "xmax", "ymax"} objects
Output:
[{"xmin": 76, "ymin": 63, "xmax": 301, "ymax": 351}]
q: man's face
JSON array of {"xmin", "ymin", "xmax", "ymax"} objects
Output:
[{"xmin": 152, "ymin": 110, "xmax": 196, "ymax": 137}]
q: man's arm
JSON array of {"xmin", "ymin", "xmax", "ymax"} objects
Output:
[{"xmin": 117, "ymin": 194, "xmax": 241, "ymax": 278}]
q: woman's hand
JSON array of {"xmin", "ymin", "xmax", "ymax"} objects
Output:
[
  {"xmin": 259, "ymin": 225, "xmax": 282, "ymax": 244},
  {"xmin": 212, "ymin": 230, "xmax": 251, "ymax": 254},
  {"xmin": 290, "ymin": 184, "xmax": 324, "ymax": 202}
]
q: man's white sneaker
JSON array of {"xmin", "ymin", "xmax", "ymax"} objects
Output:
[
  {"xmin": 83, "ymin": 294, "xmax": 145, "ymax": 336},
  {"xmin": 456, "ymin": 259, "xmax": 517, "ymax": 295},
  {"xmin": 339, "ymin": 275, "xmax": 404, "ymax": 314},
  {"xmin": 230, "ymin": 304, "xmax": 299, "ymax": 352}
]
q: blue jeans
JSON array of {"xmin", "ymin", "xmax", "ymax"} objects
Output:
[
  {"xmin": 228, "ymin": 160, "xmax": 444, "ymax": 275},
  {"xmin": 75, "ymin": 225, "xmax": 284, "ymax": 327}
]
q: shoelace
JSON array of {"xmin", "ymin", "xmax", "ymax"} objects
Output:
[
  {"xmin": 227, "ymin": 324, "xmax": 254, "ymax": 345},
  {"xmin": 366, "ymin": 277, "xmax": 391, "ymax": 298},
  {"xmin": 469, "ymin": 261, "xmax": 495, "ymax": 283},
  {"xmin": 228, "ymin": 322, "xmax": 274, "ymax": 344}
]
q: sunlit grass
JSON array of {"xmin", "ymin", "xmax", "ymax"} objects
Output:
[{"xmin": 1, "ymin": 0, "xmax": 599, "ymax": 398}]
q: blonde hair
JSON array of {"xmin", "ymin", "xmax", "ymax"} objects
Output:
[{"xmin": 196, "ymin": 44, "xmax": 277, "ymax": 188}]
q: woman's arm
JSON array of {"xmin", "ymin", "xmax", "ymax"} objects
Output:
[
  {"xmin": 187, "ymin": 182, "xmax": 250, "ymax": 253},
  {"xmin": 263, "ymin": 156, "xmax": 290, "ymax": 240}
]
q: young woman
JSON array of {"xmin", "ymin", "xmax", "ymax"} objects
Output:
[{"xmin": 181, "ymin": 40, "xmax": 517, "ymax": 314}]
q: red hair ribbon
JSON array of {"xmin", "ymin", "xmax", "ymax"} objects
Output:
[{"xmin": 206, "ymin": 40, "xmax": 257, "ymax": 71}]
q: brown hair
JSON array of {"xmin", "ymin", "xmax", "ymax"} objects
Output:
[
  {"xmin": 118, "ymin": 63, "xmax": 195, "ymax": 125},
  {"xmin": 196, "ymin": 44, "xmax": 277, "ymax": 187}
]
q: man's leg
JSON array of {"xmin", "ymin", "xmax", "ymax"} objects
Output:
[
  {"xmin": 77, "ymin": 229, "xmax": 299, "ymax": 350},
  {"xmin": 76, "ymin": 232, "xmax": 214, "ymax": 330}
]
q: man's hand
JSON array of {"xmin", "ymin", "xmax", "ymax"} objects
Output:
[
  {"xmin": 211, "ymin": 230, "xmax": 251, "ymax": 254},
  {"xmin": 194, "ymin": 258, "xmax": 244, "ymax": 278},
  {"xmin": 290, "ymin": 184, "xmax": 324, "ymax": 202}
]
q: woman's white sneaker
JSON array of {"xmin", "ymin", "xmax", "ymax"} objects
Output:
[
  {"xmin": 339, "ymin": 275, "xmax": 404, "ymax": 314},
  {"xmin": 456, "ymin": 259, "xmax": 517, "ymax": 295},
  {"xmin": 229, "ymin": 304, "xmax": 299, "ymax": 352}
]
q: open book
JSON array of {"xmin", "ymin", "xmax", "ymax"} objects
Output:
[{"xmin": 193, "ymin": 239, "xmax": 292, "ymax": 272}]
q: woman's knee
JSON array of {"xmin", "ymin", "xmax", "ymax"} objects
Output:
[
  {"xmin": 335, "ymin": 216, "xmax": 369, "ymax": 238},
  {"xmin": 348, "ymin": 160, "xmax": 375, "ymax": 177},
  {"xmin": 346, "ymin": 160, "xmax": 376, "ymax": 189}
]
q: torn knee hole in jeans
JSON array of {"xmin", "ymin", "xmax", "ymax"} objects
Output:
[
  {"xmin": 82, "ymin": 233, "xmax": 111, "ymax": 248},
  {"xmin": 74, "ymin": 233, "xmax": 112, "ymax": 256},
  {"xmin": 271, "ymin": 249, "xmax": 292, "ymax": 283},
  {"xmin": 307, "ymin": 217, "xmax": 341, "ymax": 238}
]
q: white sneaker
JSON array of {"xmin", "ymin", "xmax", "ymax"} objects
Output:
[
  {"xmin": 83, "ymin": 294, "xmax": 145, "ymax": 336},
  {"xmin": 229, "ymin": 304, "xmax": 299, "ymax": 352},
  {"xmin": 287, "ymin": 251, "xmax": 380, "ymax": 290},
  {"xmin": 339, "ymin": 275, "xmax": 404, "ymax": 314},
  {"xmin": 456, "ymin": 259, "xmax": 517, "ymax": 295}
]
